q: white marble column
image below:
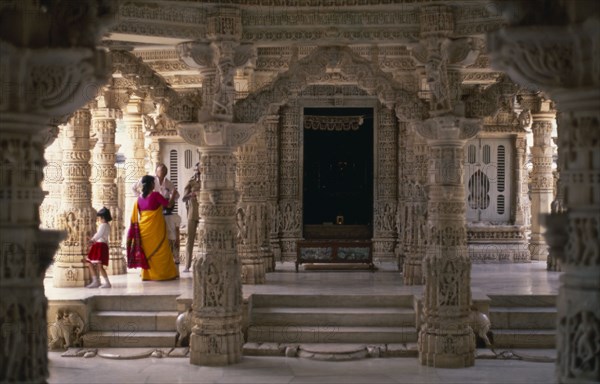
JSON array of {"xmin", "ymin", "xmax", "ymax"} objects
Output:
[
  {"xmin": 235, "ymin": 136, "xmax": 266, "ymax": 284},
  {"xmin": 416, "ymin": 117, "xmax": 479, "ymax": 368},
  {"xmin": 123, "ymin": 96, "xmax": 147, "ymax": 226},
  {"xmin": 176, "ymin": 5, "xmax": 254, "ymax": 365},
  {"xmin": 0, "ymin": 1, "xmax": 115, "ymax": 379},
  {"xmin": 521, "ymin": 94, "xmax": 556, "ymax": 262},
  {"xmin": 489, "ymin": 3, "xmax": 600, "ymax": 381},
  {"xmin": 53, "ymin": 109, "xmax": 97, "ymax": 287},
  {"xmin": 264, "ymin": 114, "xmax": 281, "ymax": 270},
  {"xmin": 90, "ymin": 101, "xmax": 125, "ymax": 275}
]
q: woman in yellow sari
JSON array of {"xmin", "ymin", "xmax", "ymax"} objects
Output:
[{"xmin": 133, "ymin": 175, "xmax": 179, "ymax": 281}]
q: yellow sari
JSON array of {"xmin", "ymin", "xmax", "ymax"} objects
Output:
[{"xmin": 132, "ymin": 201, "xmax": 178, "ymax": 281}]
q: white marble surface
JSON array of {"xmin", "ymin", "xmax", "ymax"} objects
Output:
[
  {"xmin": 48, "ymin": 350, "xmax": 556, "ymax": 383},
  {"xmin": 45, "ymin": 262, "xmax": 560, "ymax": 383},
  {"xmin": 44, "ymin": 261, "xmax": 560, "ymax": 301}
]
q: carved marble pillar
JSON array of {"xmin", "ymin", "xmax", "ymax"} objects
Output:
[
  {"xmin": 529, "ymin": 102, "xmax": 556, "ymax": 261},
  {"xmin": 489, "ymin": 5, "xmax": 600, "ymax": 381},
  {"xmin": 264, "ymin": 114, "xmax": 281, "ymax": 269},
  {"xmin": 90, "ymin": 103, "xmax": 125, "ymax": 275},
  {"xmin": 123, "ymin": 96, "xmax": 147, "ymax": 228},
  {"xmin": 235, "ymin": 135, "xmax": 266, "ymax": 284},
  {"xmin": 0, "ymin": 1, "xmax": 115, "ymax": 379},
  {"xmin": 416, "ymin": 116, "xmax": 480, "ymax": 368},
  {"xmin": 176, "ymin": 5, "xmax": 255, "ymax": 365},
  {"xmin": 279, "ymin": 104, "xmax": 302, "ymax": 261},
  {"xmin": 40, "ymin": 125, "xmax": 64, "ymax": 231},
  {"xmin": 177, "ymin": 119, "xmax": 256, "ymax": 366},
  {"xmin": 403, "ymin": 129, "xmax": 428, "ymax": 285},
  {"xmin": 53, "ymin": 109, "xmax": 97, "ymax": 287},
  {"xmin": 372, "ymin": 106, "xmax": 398, "ymax": 262}
]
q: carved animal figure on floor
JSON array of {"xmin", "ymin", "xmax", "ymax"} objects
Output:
[
  {"xmin": 469, "ymin": 306, "xmax": 494, "ymax": 350},
  {"xmin": 48, "ymin": 309, "xmax": 85, "ymax": 350},
  {"xmin": 175, "ymin": 308, "xmax": 193, "ymax": 347}
]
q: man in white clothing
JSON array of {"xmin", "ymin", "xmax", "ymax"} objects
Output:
[{"xmin": 132, "ymin": 163, "xmax": 175, "ymax": 199}]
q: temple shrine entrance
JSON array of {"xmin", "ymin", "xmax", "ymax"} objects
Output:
[{"xmin": 302, "ymin": 107, "xmax": 374, "ymax": 241}]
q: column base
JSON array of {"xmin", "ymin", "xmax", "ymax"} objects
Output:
[
  {"xmin": 107, "ymin": 247, "xmax": 127, "ymax": 275},
  {"xmin": 418, "ymin": 329, "xmax": 475, "ymax": 368},
  {"xmin": 529, "ymin": 241, "xmax": 549, "ymax": 261},
  {"xmin": 52, "ymin": 262, "xmax": 88, "ymax": 287},
  {"xmin": 189, "ymin": 331, "xmax": 243, "ymax": 366},
  {"xmin": 403, "ymin": 261, "xmax": 424, "ymax": 285},
  {"xmin": 241, "ymin": 257, "xmax": 266, "ymax": 284}
]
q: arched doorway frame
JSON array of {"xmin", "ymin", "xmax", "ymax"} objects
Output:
[{"xmin": 234, "ymin": 46, "xmax": 427, "ymax": 262}]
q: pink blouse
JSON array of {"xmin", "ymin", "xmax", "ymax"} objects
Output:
[{"xmin": 138, "ymin": 191, "xmax": 169, "ymax": 211}]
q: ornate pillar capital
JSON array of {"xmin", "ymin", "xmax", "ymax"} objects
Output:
[
  {"xmin": 178, "ymin": 121, "xmax": 256, "ymax": 148},
  {"xmin": 415, "ymin": 116, "xmax": 480, "ymax": 144}
]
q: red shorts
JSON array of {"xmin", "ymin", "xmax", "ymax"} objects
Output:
[{"xmin": 87, "ymin": 242, "xmax": 109, "ymax": 266}]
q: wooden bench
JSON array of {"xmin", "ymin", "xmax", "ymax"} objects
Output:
[{"xmin": 296, "ymin": 239, "xmax": 374, "ymax": 272}]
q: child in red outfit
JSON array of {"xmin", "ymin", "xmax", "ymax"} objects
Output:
[{"xmin": 85, "ymin": 207, "xmax": 112, "ymax": 288}]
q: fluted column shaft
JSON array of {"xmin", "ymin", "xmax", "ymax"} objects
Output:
[
  {"xmin": 529, "ymin": 110, "xmax": 556, "ymax": 261},
  {"xmin": 91, "ymin": 107, "xmax": 125, "ymax": 275},
  {"xmin": 53, "ymin": 109, "xmax": 96, "ymax": 287},
  {"xmin": 191, "ymin": 148, "xmax": 243, "ymax": 366}
]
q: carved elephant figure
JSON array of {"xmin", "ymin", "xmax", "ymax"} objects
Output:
[
  {"xmin": 175, "ymin": 308, "xmax": 193, "ymax": 347},
  {"xmin": 48, "ymin": 309, "xmax": 85, "ymax": 350},
  {"xmin": 469, "ymin": 307, "xmax": 494, "ymax": 350}
]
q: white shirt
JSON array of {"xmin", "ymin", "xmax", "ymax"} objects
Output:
[
  {"xmin": 132, "ymin": 176, "xmax": 175, "ymax": 199},
  {"xmin": 91, "ymin": 223, "xmax": 110, "ymax": 243},
  {"xmin": 164, "ymin": 214, "xmax": 182, "ymax": 241}
]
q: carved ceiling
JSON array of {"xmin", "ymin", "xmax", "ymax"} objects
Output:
[{"xmin": 102, "ymin": 0, "xmax": 505, "ymax": 100}]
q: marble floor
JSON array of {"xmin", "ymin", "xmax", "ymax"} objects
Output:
[{"xmin": 45, "ymin": 261, "xmax": 561, "ymax": 383}]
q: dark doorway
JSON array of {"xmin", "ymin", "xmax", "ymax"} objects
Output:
[{"xmin": 303, "ymin": 107, "xmax": 373, "ymax": 237}]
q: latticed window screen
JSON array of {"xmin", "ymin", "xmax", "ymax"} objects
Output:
[
  {"xmin": 464, "ymin": 138, "xmax": 511, "ymax": 223},
  {"xmin": 184, "ymin": 149, "xmax": 193, "ymax": 169},
  {"xmin": 169, "ymin": 149, "xmax": 179, "ymax": 213}
]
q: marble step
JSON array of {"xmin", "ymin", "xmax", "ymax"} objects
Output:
[
  {"xmin": 82, "ymin": 331, "xmax": 177, "ymax": 348},
  {"xmin": 243, "ymin": 342, "xmax": 419, "ymax": 358},
  {"xmin": 250, "ymin": 294, "xmax": 414, "ymax": 308},
  {"xmin": 90, "ymin": 311, "xmax": 179, "ymax": 332},
  {"xmin": 247, "ymin": 325, "xmax": 417, "ymax": 344},
  {"xmin": 490, "ymin": 307, "xmax": 556, "ymax": 329},
  {"xmin": 90, "ymin": 295, "xmax": 179, "ymax": 312},
  {"xmin": 492, "ymin": 329, "xmax": 556, "ymax": 349},
  {"xmin": 488, "ymin": 295, "xmax": 556, "ymax": 307},
  {"xmin": 250, "ymin": 307, "xmax": 415, "ymax": 327}
]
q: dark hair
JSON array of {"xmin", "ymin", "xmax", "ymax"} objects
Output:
[
  {"xmin": 97, "ymin": 207, "xmax": 113, "ymax": 222},
  {"xmin": 141, "ymin": 175, "xmax": 155, "ymax": 198}
]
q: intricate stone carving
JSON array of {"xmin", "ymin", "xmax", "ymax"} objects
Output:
[
  {"xmin": 488, "ymin": 3, "xmax": 600, "ymax": 381},
  {"xmin": 0, "ymin": 1, "xmax": 116, "ymax": 380},
  {"xmin": 47, "ymin": 308, "xmax": 85, "ymax": 350}
]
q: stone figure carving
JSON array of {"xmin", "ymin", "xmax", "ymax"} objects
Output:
[
  {"xmin": 425, "ymin": 54, "xmax": 451, "ymax": 114},
  {"xmin": 236, "ymin": 207, "xmax": 247, "ymax": 244},
  {"xmin": 48, "ymin": 309, "xmax": 85, "ymax": 350},
  {"xmin": 468, "ymin": 306, "xmax": 494, "ymax": 350},
  {"xmin": 571, "ymin": 311, "xmax": 600, "ymax": 375},
  {"xmin": 175, "ymin": 308, "xmax": 193, "ymax": 347}
]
